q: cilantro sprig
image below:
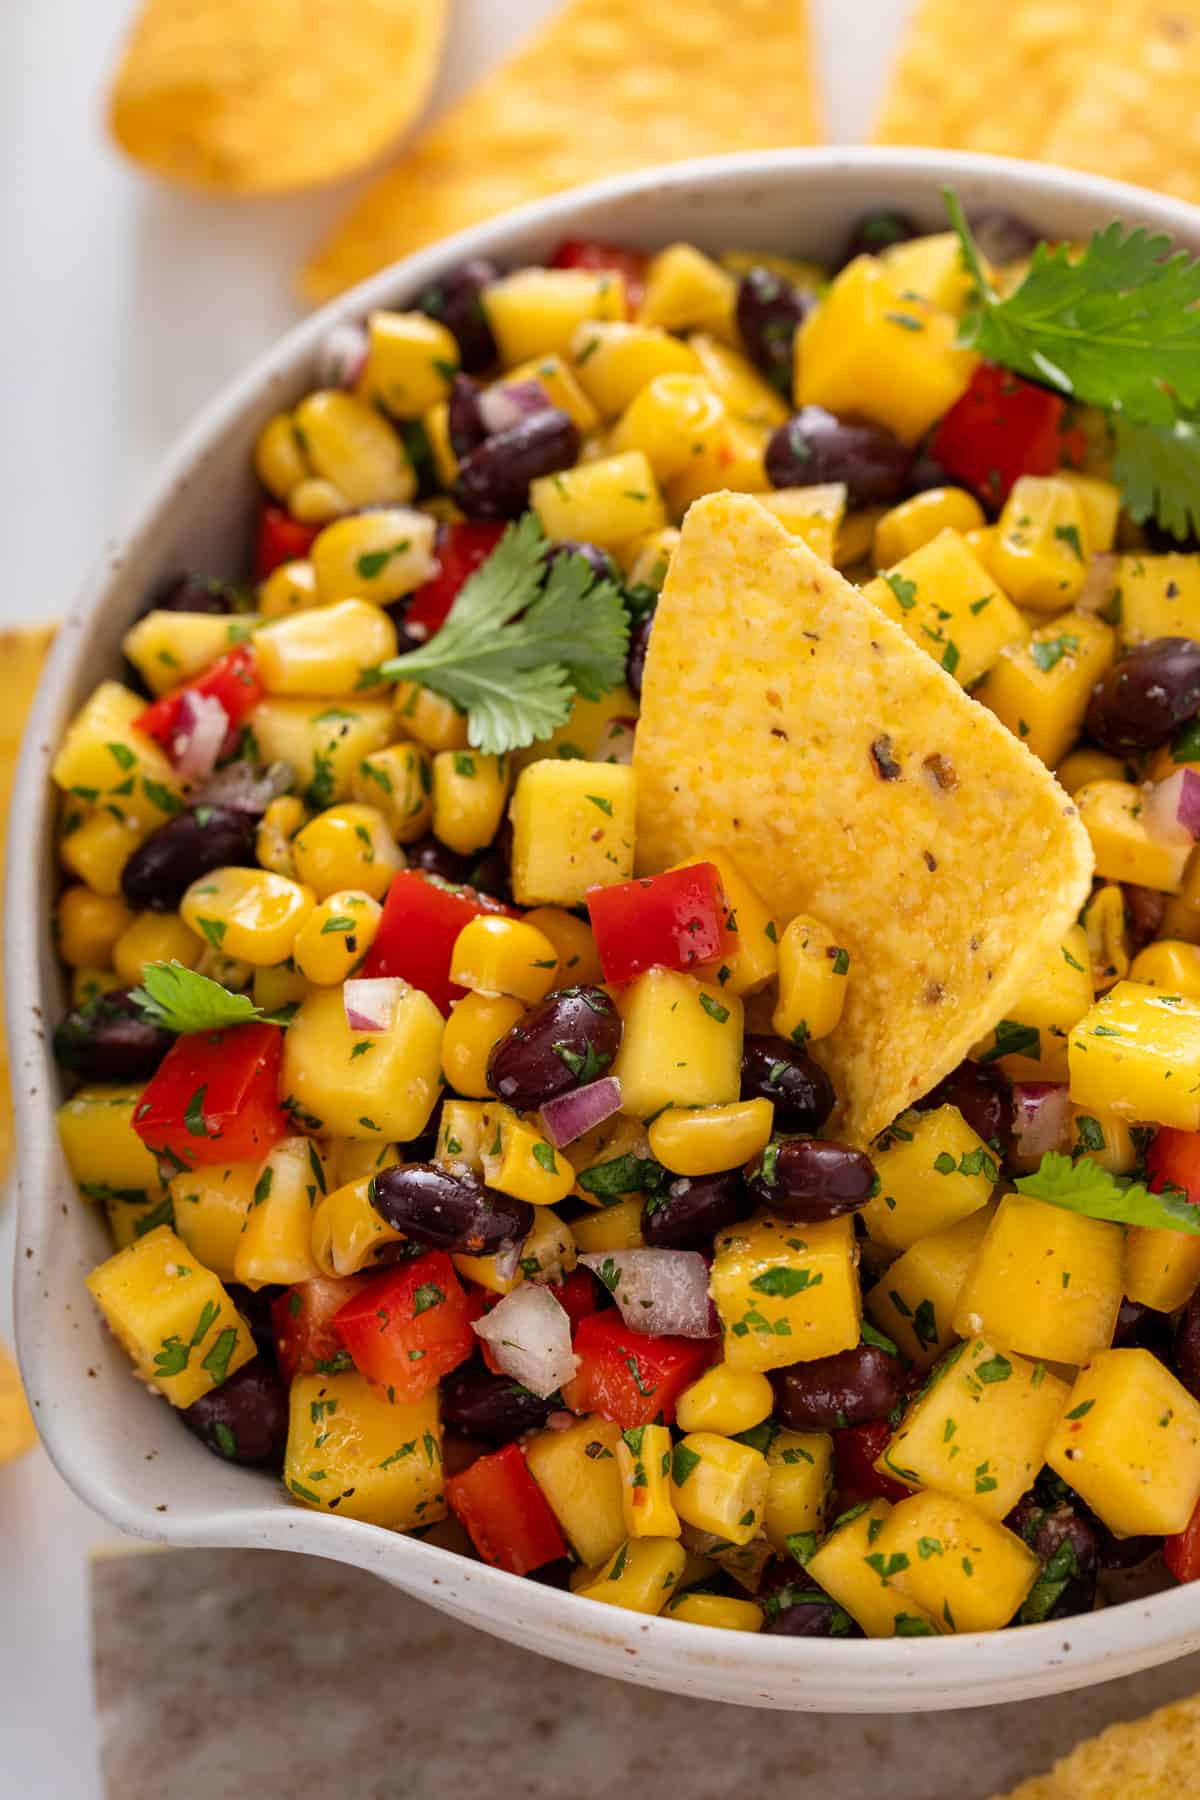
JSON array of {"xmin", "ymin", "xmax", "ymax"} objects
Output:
[
  {"xmin": 1015, "ymin": 1151, "xmax": 1200, "ymax": 1234},
  {"xmin": 945, "ymin": 189, "xmax": 1200, "ymax": 539},
  {"xmin": 130, "ymin": 960, "xmax": 289, "ymax": 1034},
  {"xmin": 381, "ymin": 515, "xmax": 629, "ymax": 755}
]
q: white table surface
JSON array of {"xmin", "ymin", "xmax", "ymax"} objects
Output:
[{"xmin": 0, "ymin": 2, "xmax": 908, "ymax": 1792}]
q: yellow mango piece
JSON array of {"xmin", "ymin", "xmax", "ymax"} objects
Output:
[
  {"xmin": 873, "ymin": 487, "xmax": 986, "ymax": 568},
  {"xmin": 664, "ymin": 418, "xmax": 771, "ymax": 512},
  {"xmin": 866, "ymin": 1207, "xmax": 993, "ymax": 1370},
  {"xmin": 58, "ymin": 810, "xmax": 147, "ymax": 898},
  {"xmin": 480, "ymin": 1107, "xmax": 574, "ymax": 1206},
  {"xmin": 522, "ymin": 906, "xmax": 603, "ymax": 986},
  {"xmin": 51, "ymin": 680, "xmax": 183, "ymax": 830},
  {"xmin": 168, "ymin": 1161, "xmax": 257, "ymax": 1281},
  {"xmin": 880, "ymin": 231, "xmax": 979, "ymax": 315},
  {"xmin": 57, "ymin": 1084, "xmax": 163, "ymax": 1197},
  {"xmin": 863, "ymin": 529, "xmax": 1028, "ymax": 689},
  {"xmin": 122, "ymin": 610, "xmax": 257, "ymax": 695},
  {"xmin": 861, "ymin": 1105, "xmax": 997, "ymax": 1253},
  {"xmin": 875, "ymin": 1491, "xmax": 1038, "ymax": 1633},
  {"xmin": 612, "ymin": 967, "xmax": 743, "ymax": 1118},
  {"xmin": 953, "ymin": 1193, "xmax": 1123, "ymax": 1365},
  {"xmin": 759, "ymin": 1425, "xmax": 834, "ymax": 1554},
  {"xmin": 1045, "ymin": 1349, "xmax": 1200, "ymax": 1537},
  {"xmin": 282, "ymin": 981, "xmax": 443, "ymax": 1140},
  {"xmin": 525, "ymin": 1414, "xmax": 625, "ymax": 1567},
  {"xmin": 235, "ymin": 1136, "xmax": 324, "ymax": 1288},
  {"xmin": 711, "ymin": 1213, "xmax": 861, "ymax": 1371},
  {"xmin": 362, "ymin": 309, "xmax": 459, "ymax": 420},
  {"xmin": 806, "ymin": 1499, "xmax": 938, "ymax": 1638},
  {"xmin": 57, "ymin": 886, "xmax": 135, "ymax": 970},
  {"xmin": 609, "ymin": 374, "xmax": 725, "ymax": 484},
  {"xmin": 570, "ymin": 1197, "xmax": 645, "ymax": 1253},
  {"xmin": 484, "ymin": 267, "xmax": 626, "ymax": 366},
  {"xmin": 1124, "ymin": 1224, "xmax": 1200, "ymax": 1314},
  {"xmin": 638, "ymin": 244, "xmax": 737, "ymax": 341},
  {"xmin": 1129, "ymin": 937, "xmax": 1200, "ymax": 998},
  {"xmin": 431, "ymin": 748, "xmax": 510, "ymax": 858},
  {"xmin": 971, "ymin": 924, "xmax": 1093, "ymax": 1082},
  {"xmin": 510, "ymin": 759, "xmax": 636, "ymax": 906},
  {"xmin": 669, "ymin": 1432, "xmax": 768, "ymax": 1545},
  {"xmin": 531, "ymin": 450, "xmax": 666, "ymax": 550},
  {"xmin": 568, "ymin": 321, "xmax": 701, "ymax": 418},
  {"xmin": 351, "ymin": 742, "xmax": 433, "ymax": 845},
  {"xmin": 757, "ymin": 484, "xmax": 847, "ymax": 566},
  {"xmin": 1067, "ymin": 1105, "xmax": 1138, "ymax": 1174},
  {"xmin": 991, "ymin": 476, "xmax": 1093, "ymax": 612},
  {"xmin": 1112, "ymin": 552, "xmax": 1200, "ymax": 648},
  {"xmin": 575, "ymin": 1537, "xmax": 688, "ymax": 1614},
  {"xmin": 1068, "ymin": 978, "xmax": 1200, "ymax": 1128},
  {"xmin": 0, "ymin": 1341, "xmax": 36, "ymax": 1465},
  {"xmin": 976, "ymin": 610, "xmax": 1116, "ymax": 767},
  {"xmin": 673, "ymin": 847, "xmax": 779, "ymax": 998},
  {"xmin": 616, "ymin": 1423, "xmax": 680, "ymax": 1539},
  {"xmin": 85, "ymin": 1225, "xmax": 254, "ymax": 1409},
  {"xmin": 285, "ymin": 1372, "xmax": 444, "ymax": 1529},
  {"xmin": 686, "ymin": 331, "xmax": 789, "ymax": 429},
  {"xmin": 250, "ymin": 697, "xmax": 394, "ymax": 806},
  {"xmin": 1075, "ymin": 780, "xmax": 1191, "ymax": 893}
]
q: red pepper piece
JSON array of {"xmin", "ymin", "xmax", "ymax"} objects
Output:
[
  {"xmin": 833, "ymin": 1417, "xmax": 910, "ymax": 1509},
  {"xmin": 1166, "ymin": 1496, "xmax": 1200, "ymax": 1583},
  {"xmin": 1146, "ymin": 1126, "xmax": 1200, "ymax": 1207},
  {"xmin": 254, "ymin": 504, "xmax": 321, "ymax": 580},
  {"xmin": 560, "ymin": 1310, "xmax": 714, "ymax": 1429},
  {"xmin": 272, "ymin": 1276, "xmax": 370, "ymax": 1384},
  {"xmin": 333, "ymin": 1250, "xmax": 476, "ymax": 1402},
  {"xmin": 132, "ymin": 1022, "xmax": 289, "ymax": 1172},
  {"xmin": 552, "ymin": 1267, "xmax": 603, "ymax": 1334},
  {"xmin": 133, "ymin": 643, "xmax": 264, "ymax": 750},
  {"xmin": 551, "ymin": 238, "xmax": 649, "ymax": 313},
  {"xmin": 931, "ymin": 362, "xmax": 1066, "ymax": 507},
  {"xmin": 360, "ymin": 870, "xmax": 513, "ymax": 1015},
  {"xmin": 586, "ymin": 863, "xmax": 729, "ymax": 986},
  {"xmin": 446, "ymin": 1441, "xmax": 568, "ymax": 1575},
  {"xmin": 404, "ymin": 521, "xmax": 506, "ymax": 641}
]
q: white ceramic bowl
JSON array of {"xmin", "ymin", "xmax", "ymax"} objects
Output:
[{"xmin": 10, "ymin": 147, "xmax": 1200, "ymax": 1712}]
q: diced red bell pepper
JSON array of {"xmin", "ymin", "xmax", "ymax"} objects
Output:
[
  {"xmin": 1146, "ymin": 1127, "xmax": 1200, "ymax": 1206},
  {"xmin": 552, "ymin": 1267, "xmax": 603, "ymax": 1334},
  {"xmin": 1166, "ymin": 1496, "xmax": 1200, "ymax": 1583},
  {"xmin": 254, "ymin": 504, "xmax": 321, "ymax": 580},
  {"xmin": 551, "ymin": 238, "xmax": 649, "ymax": 314},
  {"xmin": 833, "ymin": 1418, "xmax": 910, "ymax": 1509},
  {"xmin": 360, "ymin": 870, "xmax": 513, "ymax": 1015},
  {"xmin": 272, "ymin": 1276, "xmax": 370, "ymax": 1384},
  {"xmin": 586, "ymin": 863, "xmax": 729, "ymax": 986},
  {"xmin": 133, "ymin": 643, "xmax": 264, "ymax": 751},
  {"xmin": 560, "ymin": 1310, "xmax": 715, "ymax": 1429},
  {"xmin": 931, "ymin": 362, "xmax": 1067, "ymax": 507},
  {"xmin": 333, "ymin": 1250, "xmax": 476, "ymax": 1402},
  {"xmin": 445, "ymin": 1441, "xmax": 568, "ymax": 1575},
  {"xmin": 132, "ymin": 1022, "xmax": 289, "ymax": 1172},
  {"xmin": 404, "ymin": 521, "xmax": 506, "ymax": 641}
]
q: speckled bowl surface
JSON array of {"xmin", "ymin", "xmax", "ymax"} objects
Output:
[{"xmin": 10, "ymin": 147, "xmax": 1200, "ymax": 1711}]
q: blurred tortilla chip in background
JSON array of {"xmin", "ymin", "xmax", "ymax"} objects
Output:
[
  {"xmin": 0, "ymin": 626, "xmax": 55, "ymax": 1180},
  {"xmin": 991, "ymin": 1689, "xmax": 1200, "ymax": 1799},
  {"xmin": 108, "ymin": 0, "xmax": 449, "ymax": 193},
  {"xmin": 302, "ymin": 0, "xmax": 819, "ymax": 300}
]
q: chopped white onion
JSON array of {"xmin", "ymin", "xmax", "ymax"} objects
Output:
[
  {"xmin": 1012, "ymin": 1082, "xmax": 1072, "ymax": 1162},
  {"xmin": 578, "ymin": 1248, "xmax": 715, "ymax": 1339},
  {"xmin": 195, "ymin": 758, "xmax": 292, "ymax": 814},
  {"xmin": 492, "ymin": 1235, "xmax": 526, "ymax": 1285},
  {"xmin": 472, "ymin": 1285, "xmax": 577, "ymax": 1399},
  {"xmin": 592, "ymin": 717, "xmax": 637, "ymax": 766},
  {"xmin": 540, "ymin": 1076, "xmax": 623, "ymax": 1148},
  {"xmin": 342, "ymin": 977, "xmax": 404, "ymax": 1035},
  {"xmin": 1145, "ymin": 768, "xmax": 1200, "ymax": 846},
  {"xmin": 1077, "ymin": 553, "xmax": 1119, "ymax": 616},
  {"xmin": 317, "ymin": 321, "xmax": 368, "ymax": 390},
  {"xmin": 171, "ymin": 692, "xmax": 229, "ymax": 780}
]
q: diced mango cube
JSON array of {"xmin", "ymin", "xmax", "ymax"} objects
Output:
[
  {"xmin": 616, "ymin": 1423, "xmax": 680, "ymax": 1538},
  {"xmin": 235, "ymin": 1136, "xmax": 324, "ymax": 1288},
  {"xmin": 575, "ymin": 1537, "xmax": 688, "ymax": 1613},
  {"xmin": 484, "ymin": 267, "xmax": 627, "ymax": 366},
  {"xmin": 351, "ymin": 742, "xmax": 434, "ymax": 845},
  {"xmin": 672, "ymin": 847, "xmax": 779, "ymax": 996},
  {"xmin": 1124, "ymin": 1224, "xmax": 1200, "ymax": 1313},
  {"xmin": 611, "ymin": 967, "xmax": 743, "ymax": 1117},
  {"xmin": 874, "ymin": 1491, "xmax": 1039, "ymax": 1632},
  {"xmin": 637, "ymin": 244, "xmax": 737, "ymax": 341},
  {"xmin": 686, "ymin": 332, "xmax": 790, "ymax": 430},
  {"xmin": 285, "ymin": 1371, "xmax": 444, "ymax": 1529},
  {"xmin": 362, "ymin": 309, "xmax": 459, "ymax": 419},
  {"xmin": 525, "ymin": 1414, "xmax": 625, "ymax": 1567},
  {"xmin": 861, "ymin": 1106, "xmax": 996, "ymax": 1253},
  {"xmin": 806, "ymin": 1499, "xmax": 939, "ymax": 1638},
  {"xmin": 57, "ymin": 1084, "xmax": 164, "ymax": 1197},
  {"xmin": 874, "ymin": 487, "xmax": 986, "ymax": 568},
  {"xmin": 609, "ymin": 375, "xmax": 725, "ymax": 483},
  {"xmin": 711, "ymin": 1213, "xmax": 861, "ymax": 1371},
  {"xmin": 281, "ymin": 981, "xmax": 443, "ymax": 1140},
  {"xmin": 570, "ymin": 1197, "xmax": 645, "ymax": 1253},
  {"xmin": 531, "ymin": 451, "xmax": 666, "ymax": 550},
  {"xmin": 123, "ymin": 610, "xmax": 257, "ymax": 695},
  {"xmin": 1045, "ymin": 1349, "xmax": 1200, "ymax": 1537},
  {"xmin": 669, "ymin": 1431, "xmax": 768, "ymax": 1545},
  {"xmin": 863, "ymin": 529, "xmax": 1028, "ymax": 688},
  {"xmin": 480, "ymin": 1105, "xmax": 574, "ymax": 1206},
  {"xmin": 953, "ymin": 1194, "xmax": 1123, "ymax": 1366},
  {"xmin": 1129, "ymin": 938, "xmax": 1200, "ymax": 999},
  {"xmin": 756, "ymin": 484, "xmax": 848, "ymax": 565},
  {"xmin": 880, "ymin": 231, "xmax": 980, "ymax": 314},
  {"xmin": 866, "ymin": 1208, "xmax": 993, "ymax": 1370},
  {"xmin": 1074, "ymin": 780, "xmax": 1191, "ymax": 894},
  {"xmin": 250, "ymin": 697, "xmax": 394, "ymax": 805},
  {"xmin": 510, "ymin": 759, "xmax": 636, "ymax": 906},
  {"xmin": 569, "ymin": 320, "xmax": 701, "ymax": 418},
  {"xmin": 976, "ymin": 611, "xmax": 1116, "ymax": 767},
  {"xmin": 971, "ymin": 924, "xmax": 1093, "ymax": 1082},
  {"xmin": 1068, "ymin": 979, "xmax": 1200, "ymax": 1128},
  {"xmin": 992, "ymin": 476, "xmax": 1093, "ymax": 612},
  {"xmin": 663, "ymin": 1591, "xmax": 763, "ymax": 1631},
  {"xmin": 51, "ymin": 680, "xmax": 183, "ymax": 830},
  {"xmin": 758, "ymin": 1425, "xmax": 834, "ymax": 1553},
  {"xmin": 1112, "ymin": 552, "xmax": 1200, "ymax": 647},
  {"xmin": 0, "ymin": 1341, "xmax": 36, "ymax": 1465},
  {"xmin": 168, "ymin": 1161, "xmax": 258, "ymax": 1281}
]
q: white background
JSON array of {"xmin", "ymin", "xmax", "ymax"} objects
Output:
[{"xmin": 0, "ymin": 2, "xmax": 908, "ymax": 1792}]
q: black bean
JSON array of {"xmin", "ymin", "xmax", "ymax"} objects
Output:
[
  {"xmin": 440, "ymin": 1357, "xmax": 553, "ymax": 1443},
  {"xmin": 1114, "ymin": 1296, "xmax": 1175, "ymax": 1363},
  {"xmin": 1094, "ymin": 1522, "xmax": 1159, "ymax": 1570},
  {"xmin": 1144, "ymin": 519, "xmax": 1200, "ymax": 555},
  {"xmin": 761, "ymin": 1593, "xmax": 850, "ymax": 1636},
  {"xmin": 527, "ymin": 1557, "xmax": 574, "ymax": 1589},
  {"xmin": 745, "ymin": 1137, "xmax": 876, "ymax": 1222},
  {"xmin": 642, "ymin": 1171, "xmax": 745, "ymax": 1250},
  {"xmin": 626, "ymin": 610, "xmax": 654, "ymax": 699},
  {"xmin": 415, "ymin": 257, "xmax": 499, "ymax": 372},
  {"xmin": 766, "ymin": 407, "xmax": 912, "ymax": 507},
  {"xmin": 408, "ymin": 834, "xmax": 474, "ymax": 884},
  {"xmin": 488, "ymin": 985, "xmax": 621, "ymax": 1109},
  {"xmin": 741, "ymin": 1035, "xmax": 835, "ymax": 1133},
  {"xmin": 53, "ymin": 987, "xmax": 173, "ymax": 1082},
  {"xmin": 904, "ymin": 452, "xmax": 954, "ymax": 496},
  {"xmin": 1006, "ymin": 1493, "xmax": 1098, "ymax": 1622},
  {"xmin": 544, "ymin": 540, "xmax": 620, "ymax": 583},
  {"xmin": 370, "ymin": 1163, "xmax": 533, "ymax": 1255},
  {"xmin": 915, "ymin": 1058, "xmax": 1012, "ymax": 1154},
  {"xmin": 152, "ymin": 573, "xmax": 238, "ymax": 615},
  {"xmin": 1123, "ymin": 883, "xmax": 1168, "ymax": 953},
  {"xmin": 448, "ymin": 375, "xmax": 487, "ymax": 458},
  {"xmin": 839, "ymin": 210, "xmax": 920, "ymax": 266},
  {"xmin": 120, "ymin": 805, "xmax": 259, "ymax": 911},
  {"xmin": 736, "ymin": 267, "xmax": 811, "ymax": 393},
  {"xmin": 1176, "ymin": 1291, "xmax": 1200, "ymax": 1401},
  {"xmin": 225, "ymin": 1282, "xmax": 283, "ymax": 1355},
  {"xmin": 383, "ymin": 598, "xmax": 427, "ymax": 656},
  {"xmin": 969, "ymin": 210, "xmax": 1040, "ymax": 267},
  {"xmin": 467, "ymin": 816, "xmax": 513, "ymax": 904},
  {"xmin": 180, "ymin": 1358, "xmax": 288, "ymax": 1467},
  {"xmin": 770, "ymin": 1344, "xmax": 906, "ymax": 1429},
  {"xmin": 454, "ymin": 409, "xmax": 580, "ymax": 519},
  {"xmin": 1086, "ymin": 637, "xmax": 1200, "ymax": 752}
]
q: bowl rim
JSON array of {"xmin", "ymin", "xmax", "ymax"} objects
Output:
[{"xmin": 11, "ymin": 143, "xmax": 1200, "ymax": 1704}]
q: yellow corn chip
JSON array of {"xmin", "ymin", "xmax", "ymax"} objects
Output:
[
  {"xmin": 1041, "ymin": 1, "xmax": 1200, "ymax": 203},
  {"xmin": 872, "ymin": 0, "xmax": 1091, "ymax": 156},
  {"xmin": 0, "ymin": 625, "xmax": 55, "ymax": 1181},
  {"xmin": 303, "ymin": 0, "xmax": 819, "ymax": 301},
  {"xmin": 991, "ymin": 1690, "xmax": 1200, "ymax": 1799},
  {"xmin": 109, "ymin": 0, "xmax": 449, "ymax": 193},
  {"xmin": 632, "ymin": 493, "xmax": 1093, "ymax": 1145},
  {"xmin": 0, "ymin": 1339, "xmax": 36, "ymax": 1465}
]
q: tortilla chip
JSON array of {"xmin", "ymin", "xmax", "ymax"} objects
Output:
[
  {"xmin": 1041, "ymin": 1, "xmax": 1200, "ymax": 204},
  {"xmin": 632, "ymin": 493, "xmax": 1093, "ymax": 1145},
  {"xmin": 302, "ymin": 0, "xmax": 819, "ymax": 301},
  {"xmin": 992, "ymin": 1690, "xmax": 1200, "ymax": 1799},
  {"xmin": 108, "ymin": 0, "xmax": 448, "ymax": 193},
  {"xmin": 0, "ymin": 1339, "xmax": 36, "ymax": 1465},
  {"xmin": 871, "ymin": 0, "xmax": 1091, "ymax": 156},
  {"xmin": 0, "ymin": 625, "xmax": 55, "ymax": 1179}
]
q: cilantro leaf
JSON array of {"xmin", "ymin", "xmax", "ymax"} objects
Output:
[
  {"xmin": 1112, "ymin": 414, "xmax": 1200, "ymax": 543},
  {"xmin": 381, "ymin": 515, "xmax": 629, "ymax": 755},
  {"xmin": 946, "ymin": 191, "xmax": 1200, "ymax": 424},
  {"xmin": 1015, "ymin": 1151, "xmax": 1200, "ymax": 1234},
  {"xmin": 129, "ymin": 961, "xmax": 264, "ymax": 1035}
]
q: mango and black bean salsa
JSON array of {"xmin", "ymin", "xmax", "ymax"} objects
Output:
[{"xmin": 53, "ymin": 200, "xmax": 1200, "ymax": 1636}]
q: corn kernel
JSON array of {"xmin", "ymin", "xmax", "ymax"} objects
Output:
[
  {"xmin": 620, "ymin": 525, "xmax": 679, "ymax": 589},
  {"xmin": 609, "ymin": 376, "xmax": 725, "ymax": 483},
  {"xmin": 648, "ymin": 1098, "xmax": 773, "ymax": 1177},
  {"xmin": 575, "ymin": 1537, "xmax": 687, "ymax": 1614},
  {"xmin": 59, "ymin": 811, "xmax": 145, "ymax": 897},
  {"xmin": 57, "ymin": 886, "xmax": 134, "ymax": 968},
  {"xmin": 774, "ymin": 913, "xmax": 850, "ymax": 1044},
  {"xmin": 234, "ymin": 1136, "xmax": 324, "ymax": 1288},
  {"xmin": 292, "ymin": 889, "xmax": 381, "ymax": 985},
  {"xmin": 254, "ymin": 411, "xmax": 310, "ymax": 502},
  {"xmin": 431, "ymin": 748, "xmax": 510, "ymax": 856},
  {"xmin": 291, "ymin": 803, "xmax": 403, "ymax": 902},
  {"xmin": 1067, "ymin": 1105, "xmax": 1138, "ymax": 1173},
  {"xmin": 531, "ymin": 451, "xmax": 666, "ymax": 551},
  {"xmin": 569, "ymin": 321, "xmax": 701, "ymax": 418},
  {"xmin": 310, "ymin": 1173, "xmax": 404, "ymax": 1276},
  {"xmin": 255, "ymin": 599, "xmax": 396, "ymax": 697},
  {"xmin": 256, "ymin": 795, "xmax": 309, "ymax": 879},
  {"xmin": 1129, "ymin": 938, "xmax": 1200, "ymax": 998},
  {"xmin": 393, "ymin": 680, "xmax": 469, "ymax": 752},
  {"xmin": 290, "ymin": 478, "xmax": 348, "ymax": 524},
  {"xmin": 663, "ymin": 1591, "xmax": 763, "ymax": 1631},
  {"xmin": 123, "ymin": 611, "xmax": 258, "ymax": 695},
  {"xmin": 362, "ymin": 310, "xmax": 458, "ymax": 419},
  {"xmin": 252, "ymin": 960, "xmax": 307, "ymax": 1015},
  {"xmin": 258, "ymin": 558, "xmax": 319, "ymax": 618},
  {"xmin": 71, "ymin": 967, "xmax": 124, "ymax": 1008},
  {"xmin": 616, "ymin": 1423, "xmax": 680, "ymax": 1538},
  {"xmin": 522, "ymin": 906, "xmax": 603, "ymax": 985},
  {"xmin": 638, "ymin": 245, "xmax": 737, "ymax": 342},
  {"xmin": 181, "ymin": 867, "xmax": 314, "ymax": 966},
  {"xmin": 669, "ymin": 1431, "xmax": 768, "ymax": 1544},
  {"xmin": 480, "ymin": 1106, "xmax": 574, "ymax": 1206},
  {"xmin": 675, "ymin": 1363, "xmax": 774, "ymax": 1436},
  {"xmin": 450, "ymin": 915, "xmax": 558, "ymax": 1004},
  {"xmin": 352, "ymin": 742, "xmax": 434, "ymax": 843},
  {"xmin": 571, "ymin": 1197, "xmax": 644, "ymax": 1252},
  {"xmin": 293, "ymin": 390, "xmax": 415, "ymax": 509},
  {"xmin": 310, "ymin": 508, "xmax": 437, "ymax": 606},
  {"xmin": 874, "ymin": 488, "xmax": 986, "ymax": 568},
  {"xmin": 441, "ymin": 991, "xmax": 525, "ymax": 1098},
  {"xmin": 1075, "ymin": 780, "xmax": 1190, "ymax": 893},
  {"xmin": 1055, "ymin": 747, "xmax": 1129, "ymax": 796},
  {"xmin": 435, "ymin": 1098, "xmax": 491, "ymax": 1173},
  {"xmin": 112, "ymin": 910, "xmax": 203, "ymax": 985},
  {"xmin": 1082, "ymin": 883, "xmax": 1131, "ymax": 993}
]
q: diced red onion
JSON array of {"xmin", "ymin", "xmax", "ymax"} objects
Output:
[
  {"xmin": 492, "ymin": 1235, "xmax": 525, "ymax": 1285},
  {"xmin": 578, "ymin": 1249, "xmax": 715, "ymax": 1339},
  {"xmin": 593, "ymin": 717, "xmax": 636, "ymax": 766},
  {"xmin": 545, "ymin": 1409, "xmax": 576, "ymax": 1432},
  {"xmin": 1012, "ymin": 1082, "xmax": 1072, "ymax": 1161},
  {"xmin": 1145, "ymin": 768, "xmax": 1200, "ymax": 846},
  {"xmin": 478, "ymin": 379, "xmax": 553, "ymax": 436},
  {"xmin": 194, "ymin": 758, "xmax": 292, "ymax": 814},
  {"xmin": 342, "ymin": 977, "xmax": 404, "ymax": 1034},
  {"xmin": 171, "ymin": 692, "xmax": 229, "ymax": 780},
  {"xmin": 472, "ymin": 1285, "xmax": 578, "ymax": 1399},
  {"xmin": 1077, "ymin": 553, "xmax": 1118, "ymax": 616},
  {"xmin": 540, "ymin": 1076, "xmax": 623, "ymax": 1148},
  {"xmin": 317, "ymin": 321, "xmax": 368, "ymax": 390}
]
